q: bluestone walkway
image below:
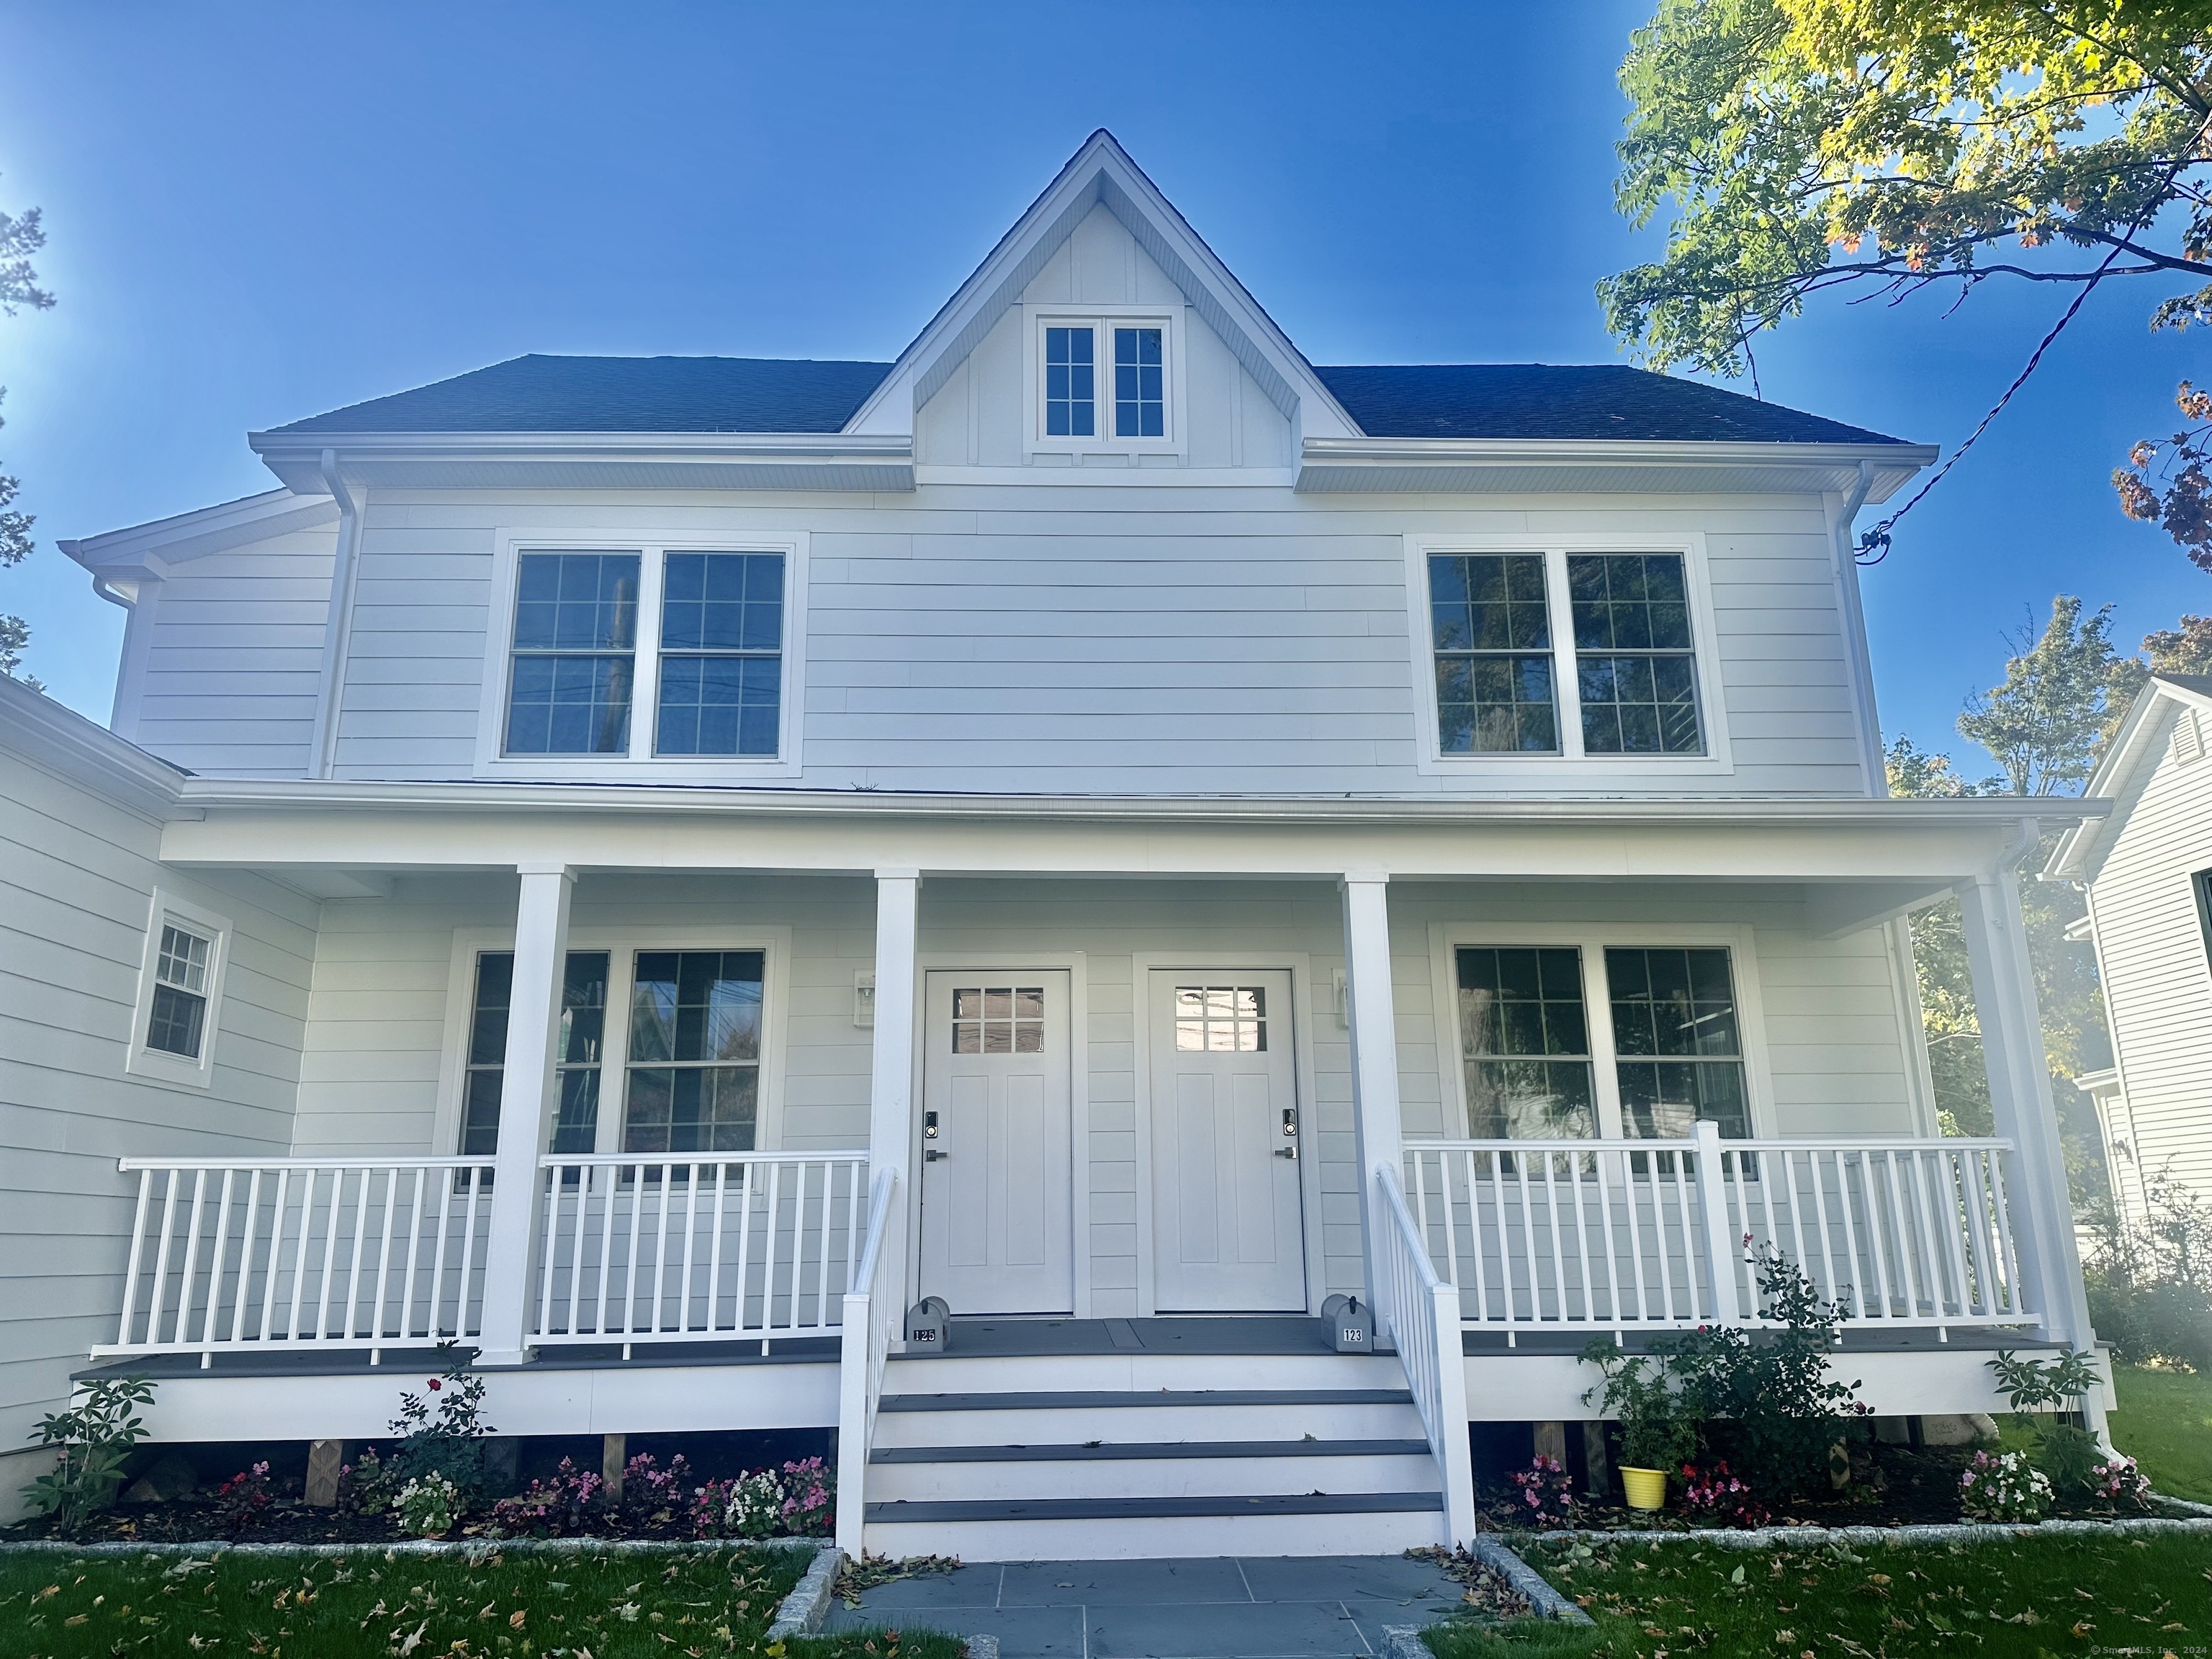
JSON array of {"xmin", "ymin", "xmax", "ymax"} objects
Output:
[{"xmin": 824, "ymin": 1554, "xmax": 1465, "ymax": 1658}]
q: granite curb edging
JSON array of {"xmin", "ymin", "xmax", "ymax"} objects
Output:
[
  {"xmin": 1466, "ymin": 1532, "xmax": 1596, "ymax": 1623},
  {"xmin": 1519, "ymin": 1511, "xmax": 2212, "ymax": 1549},
  {"xmin": 764, "ymin": 1544, "xmax": 844, "ymax": 1639}
]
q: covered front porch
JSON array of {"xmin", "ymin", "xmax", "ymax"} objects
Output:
[{"xmin": 90, "ymin": 786, "xmax": 2101, "ymax": 1547}]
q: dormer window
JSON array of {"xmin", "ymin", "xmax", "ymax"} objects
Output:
[{"xmin": 1032, "ymin": 313, "xmax": 1177, "ymax": 451}]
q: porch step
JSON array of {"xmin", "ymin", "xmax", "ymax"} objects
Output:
[{"xmin": 863, "ymin": 1349, "xmax": 1446, "ymax": 1559}]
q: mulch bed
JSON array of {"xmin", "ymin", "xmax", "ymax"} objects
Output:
[{"xmin": 1, "ymin": 1499, "xmax": 820, "ymax": 1547}]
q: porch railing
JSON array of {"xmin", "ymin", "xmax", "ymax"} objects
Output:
[
  {"xmin": 99, "ymin": 1157, "xmax": 496, "ymax": 1361},
  {"xmin": 834, "ymin": 1169, "xmax": 902, "ymax": 1554},
  {"xmin": 1372, "ymin": 1166, "xmax": 1479, "ymax": 1544},
  {"xmin": 1403, "ymin": 1125, "xmax": 2031, "ymax": 1339},
  {"xmin": 533, "ymin": 1154, "xmax": 870, "ymax": 1347}
]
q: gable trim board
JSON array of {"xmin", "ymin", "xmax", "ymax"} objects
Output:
[
  {"xmin": 846, "ymin": 131, "xmax": 1359, "ymax": 444},
  {"xmin": 2049, "ymin": 674, "xmax": 2212, "ymax": 881}
]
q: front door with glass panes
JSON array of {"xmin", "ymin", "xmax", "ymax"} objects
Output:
[
  {"xmin": 1452, "ymin": 944, "xmax": 1750, "ymax": 1143},
  {"xmin": 459, "ymin": 947, "xmax": 768, "ymax": 1159},
  {"xmin": 917, "ymin": 971, "xmax": 1074, "ymax": 1316},
  {"xmin": 1147, "ymin": 971, "xmax": 1306, "ymax": 1312}
]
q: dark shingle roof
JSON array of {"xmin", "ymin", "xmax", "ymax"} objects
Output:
[
  {"xmin": 266, "ymin": 353, "xmax": 1908, "ymax": 446},
  {"xmin": 269, "ymin": 354, "xmax": 894, "ymax": 435},
  {"xmin": 2155, "ymin": 672, "xmax": 2212, "ymax": 696},
  {"xmin": 1312, "ymin": 364, "xmax": 1907, "ymax": 445}
]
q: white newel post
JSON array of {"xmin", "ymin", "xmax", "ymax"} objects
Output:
[
  {"xmin": 476, "ymin": 863, "xmax": 575, "ymax": 1367},
  {"xmin": 1958, "ymin": 870, "xmax": 2100, "ymax": 1373},
  {"xmin": 1341, "ymin": 873, "xmax": 1405, "ymax": 1326}
]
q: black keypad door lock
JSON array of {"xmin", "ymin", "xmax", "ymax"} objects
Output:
[{"xmin": 924, "ymin": 1109, "xmax": 946, "ymax": 1159}]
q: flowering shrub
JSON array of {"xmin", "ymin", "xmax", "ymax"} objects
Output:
[
  {"xmin": 338, "ymin": 1445, "xmax": 400, "ymax": 1516},
  {"xmin": 1959, "ymin": 1449, "xmax": 2052, "ymax": 1523},
  {"xmin": 490, "ymin": 1458, "xmax": 605, "ymax": 1537},
  {"xmin": 2086, "ymin": 1453, "xmax": 2153, "ymax": 1510},
  {"xmin": 779, "ymin": 1456, "xmax": 834, "ymax": 1535},
  {"xmin": 618, "ymin": 1452, "xmax": 693, "ymax": 1524},
  {"xmin": 212, "ymin": 1462, "xmax": 273, "ymax": 1537},
  {"xmin": 1508, "ymin": 1454, "xmax": 1575, "ymax": 1527},
  {"xmin": 1678, "ymin": 1460, "xmax": 1769, "ymax": 1529},
  {"xmin": 394, "ymin": 1471, "xmax": 459, "ymax": 1537}
]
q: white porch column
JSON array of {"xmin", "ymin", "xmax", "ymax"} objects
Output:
[
  {"xmin": 475, "ymin": 863, "xmax": 574, "ymax": 1367},
  {"xmin": 1958, "ymin": 869, "xmax": 2097, "ymax": 1357},
  {"xmin": 868, "ymin": 871, "xmax": 922, "ymax": 1308},
  {"xmin": 1341, "ymin": 873, "xmax": 1404, "ymax": 1317}
]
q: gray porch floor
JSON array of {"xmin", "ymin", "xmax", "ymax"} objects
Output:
[{"xmin": 823, "ymin": 1554, "xmax": 1465, "ymax": 1658}]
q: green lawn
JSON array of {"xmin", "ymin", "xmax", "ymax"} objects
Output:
[
  {"xmin": 1425, "ymin": 1533, "xmax": 2212, "ymax": 1659},
  {"xmin": 2110, "ymin": 1364, "xmax": 2212, "ymax": 1502},
  {"xmin": 0, "ymin": 1543, "xmax": 961, "ymax": 1659}
]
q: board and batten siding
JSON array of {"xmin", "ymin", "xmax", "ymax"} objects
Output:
[
  {"xmin": 0, "ymin": 736, "xmax": 315, "ymax": 1509},
  {"xmin": 119, "ymin": 526, "xmax": 337, "ymax": 778},
  {"xmin": 289, "ymin": 872, "xmax": 1923, "ymax": 1320},
  {"xmin": 2087, "ymin": 701, "xmax": 2212, "ymax": 1216}
]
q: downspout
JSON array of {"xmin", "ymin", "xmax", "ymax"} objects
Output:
[
  {"xmin": 1830, "ymin": 459, "xmax": 1884, "ymax": 795},
  {"xmin": 305, "ymin": 449, "xmax": 362, "ymax": 781}
]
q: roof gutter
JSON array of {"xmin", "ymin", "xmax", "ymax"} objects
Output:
[{"xmin": 305, "ymin": 449, "xmax": 361, "ymax": 781}]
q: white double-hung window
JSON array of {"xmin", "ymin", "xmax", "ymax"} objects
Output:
[
  {"xmin": 1032, "ymin": 313, "xmax": 1177, "ymax": 451},
  {"xmin": 1413, "ymin": 539, "xmax": 1724, "ymax": 768},
  {"xmin": 127, "ymin": 891, "xmax": 231, "ymax": 1087},
  {"xmin": 487, "ymin": 539, "xmax": 803, "ymax": 772}
]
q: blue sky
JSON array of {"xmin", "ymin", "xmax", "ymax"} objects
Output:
[{"xmin": 0, "ymin": 0, "xmax": 2205, "ymax": 773}]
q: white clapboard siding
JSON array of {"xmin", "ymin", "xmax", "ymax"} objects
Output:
[
  {"xmin": 0, "ymin": 735, "xmax": 315, "ymax": 1462},
  {"xmin": 2087, "ymin": 702, "xmax": 2212, "ymax": 1213}
]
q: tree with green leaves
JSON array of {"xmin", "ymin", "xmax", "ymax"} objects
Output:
[
  {"xmin": 1957, "ymin": 595, "xmax": 2141, "ymax": 791},
  {"xmin": 1607, "ymin": 0, "xmax": 2212, "ymax": 566},
  {"xmin": 0, "ymin": 189, "xmax": 53, "ymax": 680}
]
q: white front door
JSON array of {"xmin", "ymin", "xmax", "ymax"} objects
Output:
[
  {"xmin": 917, "ymin": 971, "xmax": 1074, "ymax": 1315},
  {"xmin": 1148, "ymin": 970, "xmax": 1307, "ymax": 1312}
]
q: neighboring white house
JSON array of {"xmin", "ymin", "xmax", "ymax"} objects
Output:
[
  {"xmin": 0, "ymin": 132, "xmax": 2105, "ymax": 1555},
  {"xmin": 2049, "ymin": 673, "xmax": 2212, "ymax": 1234}
]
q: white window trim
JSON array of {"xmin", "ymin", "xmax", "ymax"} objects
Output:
[
  {"xmin": 1421, "ymin": 921, "xmax": 1776, "ymax": 1141},
  {"xmin": 1023, "ymin": 305, "xmax": 1187, "ymax": 459},
  {"xmin": 1403, "ymin": 532, "xmax": 1734, "ymax": 778},
  {"xmin": 435, "ymin": 924, "xmax": 793, "ymax": 1158},
  {"xmin": 472, "ymin": 531, "xmax": 809, "ymax": 780},
  {"xmin": 125, "ymin": 889, "xmax": 233, "ymax": 1089}
]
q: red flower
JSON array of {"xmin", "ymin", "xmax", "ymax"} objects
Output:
[{"xmin": 428, "ymin": 1378, "xmax": 441, "ymax": 1391}]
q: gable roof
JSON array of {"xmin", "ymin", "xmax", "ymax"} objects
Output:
[
  {"xmin": 269, "ymin": 355, "xmax": 892, "ymax": 436},
  {"xmin": 1313, "ymin": 364, "xmax": 1906, "ymax": 446},
  {"xmin": 2047, "ymin": 672, "xmax": 2212, "ymax": 879},
  {"xmin": 257, "ymin": 353, "xmax": 1910, "ymax": 446}
]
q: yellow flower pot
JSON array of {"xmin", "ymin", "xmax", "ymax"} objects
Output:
[{"xmin": 1619, "ymin": 1465, "xmax": 1669, "ymax": 1511}]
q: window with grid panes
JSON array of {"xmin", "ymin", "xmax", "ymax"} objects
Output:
[
  {"xmin": 1429, "ymin": 553, "xmax": 1559, "ymax": 753},
  {"xmin": 505, "ymin": 553, "xmax": 641, "ymax": 755},
  {"xmin": 1568, "ymin": 554, "xmax": 1704, "ymax": 755},
  {"xmin": 1112, "ymin": 327, "xmax": 1164, "ymax": 437},
  {"xmin": 622, "ymin": 950, "xmax": 764, "ymax": 1154},
  {"xmin": 458, "ymin": 950, "xmax": 610, "ymax": 1156},
  {"xmin": 951, "ymin": 987, "xmax": 1046, "ymax": 1053},
  {"xmin": 1605, "ymin": 947, "xmax": 1748, "ymax": 1138},
  {"xmin": 1454, "ymin": 946, "xmax": 1595, "ymax": 1138},
  {"xmin": 145, "ymin": 922, "xmax": 213, "ymax": 1060},
  {"xmin": 1045, "ymin": 327, "xmax": 1096, "ymax": 436},
  {"xmin": 1172, "ymin": 986, "xmax": 1267, "ymax": 1051},
  {"xmin": 654, "ymin": 552, "xmax": 783, "ymax": 757}
]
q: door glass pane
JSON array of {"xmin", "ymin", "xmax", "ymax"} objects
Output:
[
  {"xmin": 1455, "ymin": 946, "xmax": 1594, "ymax": 1138},
  {"xmin": 1172, "ymin": 985, "xmax": 1267, "ymax": 1052},
  {"xmin": 951, "ymin": 986, "xmax": 1047, "ymax": 1053},
  {"xmin": 1605, "ymin": 946, "xmax": 1748, "ymax": 1138}
]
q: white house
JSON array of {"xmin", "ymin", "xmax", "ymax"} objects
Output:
[
  {"xmin": 2049, "ymin": 673, "xmax": 2212, "ymax": 1234},
  {"xmin": 0, "ymin": 132, "xmax": 2105, "ymax": 1557}
]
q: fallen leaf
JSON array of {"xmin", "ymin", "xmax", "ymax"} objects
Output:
[{"xmin": 509, "ymin": 1609, "xmax": 527, "ymax": 1629}]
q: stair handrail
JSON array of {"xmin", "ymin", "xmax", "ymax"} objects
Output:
[
  {"xmin": 1373, "ymin": 1163, "xmax": 1478, "ymax": 1543},
  {"xmin": 834, "ymin": 1166, "xmax": 901, "ymax": 1553}
]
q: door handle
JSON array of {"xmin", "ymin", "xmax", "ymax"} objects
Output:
[
  {"xmin": 1274, "ymin": 1146, "xmax": 1298, "ymax": 1160},
  {"xmin": 925, "ymin": 1148, "xmax": 949, "ymax": 1162}
]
